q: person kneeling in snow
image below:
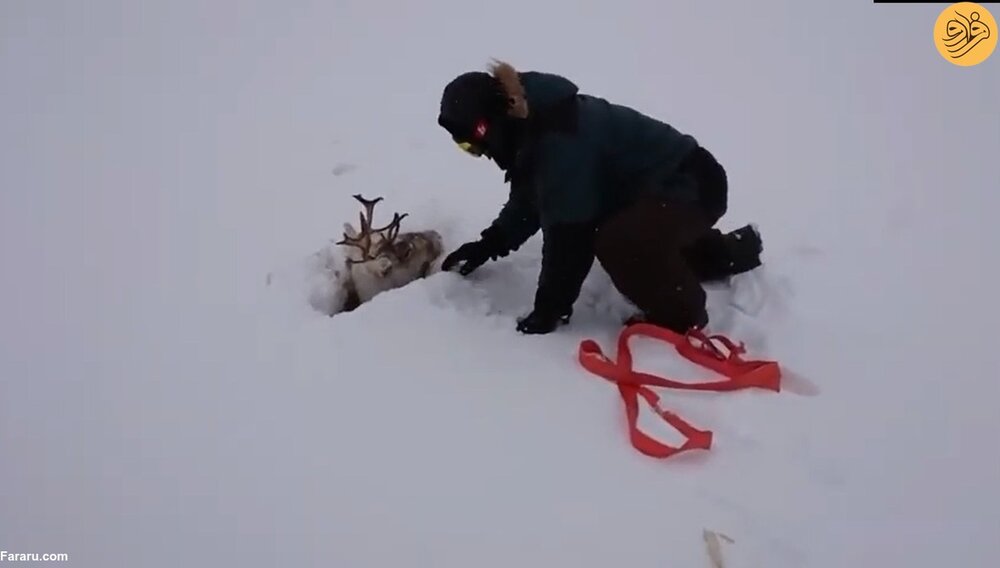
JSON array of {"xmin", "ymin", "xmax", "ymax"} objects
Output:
[{"xmin": 438, "ymin": 61, "xmax": 763, "ymax": 335}]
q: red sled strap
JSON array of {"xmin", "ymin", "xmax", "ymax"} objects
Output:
[{"xmin": 579, "ymin": 323, "xmax": 782, "ymax": 459}]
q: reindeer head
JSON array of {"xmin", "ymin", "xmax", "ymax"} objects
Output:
[{"xmin": 335, "ymin": 194, "xmax": 443, "ymax": 305}]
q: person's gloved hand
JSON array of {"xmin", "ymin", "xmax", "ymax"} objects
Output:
[
  {"xmin": 441, "ymin": 240, "xmax": 494, "ymax": 275},
  {"xmin": 515, "ymin": 308, "xmax": 571, "ymax": 335}
]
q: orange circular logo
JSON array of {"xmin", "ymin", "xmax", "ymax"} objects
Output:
[{"xmin": 934, "ymin": 2, "xmax": 996, "ymax": 66}]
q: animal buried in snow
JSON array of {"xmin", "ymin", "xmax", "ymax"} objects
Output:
[{"xmin": 332, "ymin": 194, "xmax": 443, "ymax": 313}]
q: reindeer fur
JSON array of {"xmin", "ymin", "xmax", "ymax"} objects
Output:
[{"xmin": 313, "ymin": 196, "xmax": 443, "ymax": 316}]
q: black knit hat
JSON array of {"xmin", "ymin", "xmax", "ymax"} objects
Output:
[{"xmin": 437, "ymin": 71, "xmax": 507, "ymax": 142}]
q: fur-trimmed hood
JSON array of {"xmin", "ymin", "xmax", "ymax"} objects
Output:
[{"xmin": 488, "ymin": 60, "xmax": 579, "ymax": 119}]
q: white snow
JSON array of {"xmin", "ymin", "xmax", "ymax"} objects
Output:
[{"xmin": 2, "ymin": 1, "xmax": 998, "ymax": 566}]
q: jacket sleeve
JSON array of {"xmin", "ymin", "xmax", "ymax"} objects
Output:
[
  {"xmin": 480, "ymin": 177, "xmax": 541, "ymax": 257},
  {"xmin": 531, "ymin": 221, "xmax": 597, "ymax": 317}
]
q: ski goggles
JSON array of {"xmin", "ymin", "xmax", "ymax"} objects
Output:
[
  {"xmin": 453, "ymin": 118, "xmax": 489, "ymax": 156},
  {"xmin": 456, "ymin": 139, "xmax": 485, "ymax": 156}
]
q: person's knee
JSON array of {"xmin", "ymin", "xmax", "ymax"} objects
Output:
[
  {"xmin": 645, "ymin": 282, "xmax": 708, "ymax": 331},
  {"xmin": 600, "ymin": 243, "xmax": 706, "ymax": 319}
]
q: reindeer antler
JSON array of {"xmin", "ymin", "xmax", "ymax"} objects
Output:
[
  {"xmin": 335, "ymin": 194, "xmax": 409, "ymax": 264},
  {"xmin": 353, "ymin": 194, "xmax": 383, "ymax": 233},
  {"xmin": 372, "ymin": 212, "xmax": 409, "ymax": 243}
]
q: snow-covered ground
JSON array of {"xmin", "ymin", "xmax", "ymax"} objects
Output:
[{"xmin": 2, "ymin": 1, "xmax": 998, "ymax": 566}]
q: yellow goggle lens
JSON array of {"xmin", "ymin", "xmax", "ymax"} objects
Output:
[{"xmin": 456, "ymin": 140, "xmax": 483, "ymax": 156}]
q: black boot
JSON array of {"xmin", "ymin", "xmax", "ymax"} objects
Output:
[
  {"xmin": 683, "ymin": 224, "xmax": 763, "ymax": 282},
  {"xmin": 724, "ymin": 224, "xmax": 763, "ymax": 273}
]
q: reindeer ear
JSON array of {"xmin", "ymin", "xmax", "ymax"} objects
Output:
[
  {"xmin": 339, "ymin": 228, "xmax": 363, "ymax": 263},
  {"xmin": 342, "ymin": 248, "xmax": 364, "ymax": 263},
  {"xmin": 373, "ymin": 256, "xmax": 393, "ymax": 278}
]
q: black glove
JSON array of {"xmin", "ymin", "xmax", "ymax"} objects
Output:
[
  {"xmin": 516, "ymin": 308, "xmax": 571, "ymax": 334},
  {"xmin": 441, "ymin": 240, "xmax": 493, "ymax": 275},
  {"xmin": 441, "ymin": 227, "xmax": 511, "ymax": 276}
]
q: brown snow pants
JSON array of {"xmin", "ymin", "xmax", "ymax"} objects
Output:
[{"xmin": 594, "ymin": 146, "xmax": 730, "ymax": 332}]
